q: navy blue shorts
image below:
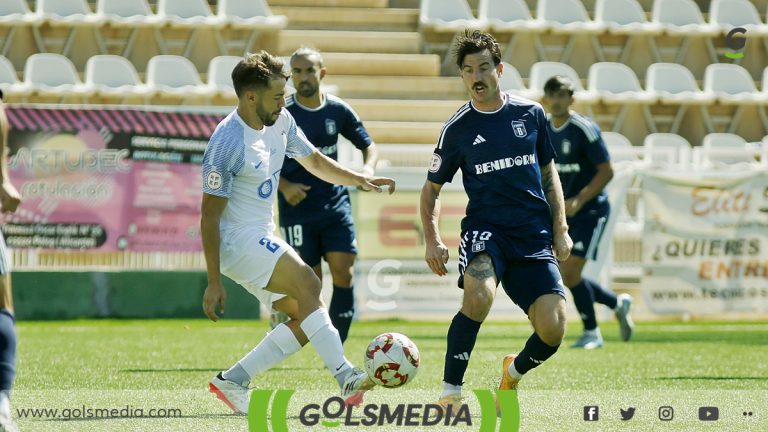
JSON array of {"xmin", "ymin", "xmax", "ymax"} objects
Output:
[
  {"xmin": 457, "ymin": 225, "xmax": 565, "ymax": 314},
  {"xmin": 280, "ymin": 212, "xmax": 357, "ymax": 267},
  {"xmin": 567, "ymin": 206, "xmax": 609, "ymax": 260}
]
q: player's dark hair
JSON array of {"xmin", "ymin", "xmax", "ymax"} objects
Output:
[
  {"xmin": 543, "ymin": 75, "xmax": 575, "ymax": 97},
  {"xmin": 231, "ymin": 51, "xmax": 289, "ymax": 98},
  {"xmin": 453, "ymin": 30, "xmax": 501, "ymax": 68},
  {"xmin": 290, "ymin": 46, "xmax": 324, "ymax": 68}
]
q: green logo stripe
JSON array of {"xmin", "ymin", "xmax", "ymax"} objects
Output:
[
  {"xmin": 725, "ymin": 51, "xmax": 744, "ymax": 59},
  {"xmin": 472, "ymin": 389, "xmax": 497, "ymax": 432},
  {"xmin": 496, "ymin": 390, "xmax": 520, "ymax": 432},
  {"xmin": 270, "ymin": 389, "xmax": 295, "ymax": 432},
  {"xmin": 248, "ymin": 389, "xmax": 274, "ymax": 432}
]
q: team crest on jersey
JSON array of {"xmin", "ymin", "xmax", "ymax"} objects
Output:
[
  {"xmin": 206, "ymin": 171, "xmax": 222, "ymax": 190},
  {"xmin": 325, "ymin": 119, "xmax": 337, "ymax": 135},
  {"xmin": 258, "ymin": 179, "xmax": 273, "ymax": 199},
  {"xmin": 511, "ymin": 121, "xmax": 527, "ymax": 138},
  {"xmin": 561, "ymin": 139, "xmax": 571, "ymax": 154},
  {"xmin": 471, "ymin": 241, "xmax": 485, "ymax": 253},
  {"xmin": 429, "ymin": 153, "xmax": 442, "ymax": 173}
]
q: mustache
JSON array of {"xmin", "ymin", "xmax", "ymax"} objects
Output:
[{"xmin": 472, "ymin": 82, "xmax": 486, "ymax": 89}]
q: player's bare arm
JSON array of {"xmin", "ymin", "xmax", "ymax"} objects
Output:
[
  {"xmin": 278, "ymin": 177, "xmax": 311, "ymax": 206},
  {"xmin": 200, "ymin": 193, "xmax": 229, "ymax": 321},
  {"xmin": 565, "ymin": 161, "xmax": 613, "ymax": 217},
  {"xmin": 0, "ymin": 106, "xmax": 20, "ymax": 214},
  {"xmin": 296, "ymin": 150, "xmax": 395, "ymax": 194},
  {"xmin": 361, "ymin": 143, "xmax": 379, "ymax": 176},
  {"xmin": 420, "ymin": 180, "xmax": 449, "ymax": 276},
  {"xmin": 541, "ymin": 161, "xmax": 572, "ymax": 261}
]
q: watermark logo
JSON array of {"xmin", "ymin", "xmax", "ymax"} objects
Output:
[
  {"xmin": 248, "ymin": 389, "xmax": 520, "ymax": 431},
  {"xmin": 725, "ymin": 27, "xmax": 747, "ymax": 59}
]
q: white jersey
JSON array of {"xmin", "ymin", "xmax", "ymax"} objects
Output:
[{"xmin": 202, "ymin": 108, "xmax": 315, "ymax": 236}]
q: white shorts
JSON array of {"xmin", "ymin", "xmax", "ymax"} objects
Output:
[{"xmin": 220, "ymin": 229, "xmax": 289, "ymax": 309}]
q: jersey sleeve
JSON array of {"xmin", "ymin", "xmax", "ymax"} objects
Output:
[
  {"xmin": 427, "ymin": 123, "xmax": 462, "ymax": 184},
  {"xmin": 201, "ymin": 127, "xmax": 243, "ymax": 198},
  {"xmin": 339, "ymin": 103, "xmax": 373, "ymax": 150},
  {"xmin": 584, "ymin": 119, "xmax": 610, "ymax": 166},
  {"xmin": 284, "ymin": 110, "xmax": 316, "ymax": 159},
  {"xmin": 535, "ymin": 106, "xmax": 556, "ymax": 166}
]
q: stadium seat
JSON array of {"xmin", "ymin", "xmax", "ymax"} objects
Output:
[
  {"xmin": 588, "ymin": 62, "xmax": 656, "ymax": 133},
  {"xmin": 216, "ymin": 0, "xmax": 287, "ymax": 55},
  {"xmin": 84, "ymin": 55, "xmax": 154, "ymax": 100},
  {"xmin": 36, "ymin": 0, "xmax": 106, "ymax": 56},
  {"xmin": 478, "ymin": 0, "xmax": 546, "ymax": 62},
  {"xmin": 594, "ymin": 0, "xmax": 663, "ymax": 63},
  {"xmin": 96, "ymin": 0, "xmax": 166, "ymax": 57},
  {"xmin": 23, "ymin": 53, "xmax": 92, "ymax": 99},
  {"xmin": 0, "ymin": 0, "xmax": 43, "ymax": 56},
  {"xmin": 146, "ymin": 55, "xmax": 210, "ymax": 100},
  {"xmin": 643, "ymin": 133, "xmax": 692, "ymax": 166},
  {"xmin": 527, "ymin": 61, "xmax": 596, "ymax": 103},
  {"xmin": 651, "ymin": 0, "xmax": 719, "ymax": 63},
  {"xmin": 704, "ymin": 64, "xmax": 768, "ymax": 135},
  {"xmin": 700, "ymin": 133, "xmax": 756, "ymax": 165},
  {"xmin": 157, "ymin": 0, "xmax": 226, "ymax": 57},
  {"xmin": 709, "ymin": 0, "xmax": 768, "ymax": 36},
  {"xmin": 602, "ymin": 131, "xmax": 641, "ymax": 162},
  {"xmin": 646, "ymin": 63, "xmax": 714, "ymax": 133},
  {"xmin": 0, "ymin": 55, "xmax": 30, "ymax": 98},
  {"xmin": 499, "ymin": 62, "xmax": 535, "ymax": 99},
  {"xmin": 206, "ymin": 55, "xmax": 240, "ymax": 98},
  {"xmin": 419, "ymin": 0, "xmax": 487, "ymax": 70},
  {"xmin": 536, "ymin": 0, "xmax": 606, "ymax": 63}
]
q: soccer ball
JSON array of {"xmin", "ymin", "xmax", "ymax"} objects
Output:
[{"xmin": 364, "ymin": 332, "xmax": 420, "ymax": 388}]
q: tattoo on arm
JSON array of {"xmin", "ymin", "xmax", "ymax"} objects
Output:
[
  {"xmin": 466, "ymin": 254, "xmax": 496, "ymax": 280},
  {"xmin": 541, "ymin": 164, "xmax": 554, "ymax": 194}
]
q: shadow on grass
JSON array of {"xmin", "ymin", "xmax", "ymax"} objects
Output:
[
  {"xmin": 654, "ymin": 376, "xmax": 768, "ymax": 381},
  {"xmin": 121, "ymin": 367, "xmax": 323, "ymax": 373}
]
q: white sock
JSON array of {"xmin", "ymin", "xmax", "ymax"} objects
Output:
[
  {"xmin": 225, "ymin": 323, "xmax": 301, "ymax": 384},
  {"xmin": 0, "ymin": 392, "xmax": 9, "ymax": 419},
  {"xmin": 585, "ymin": 328, "xmax": 602, "ymax": 338},
  {"xmin": 507, "ymin": 361, "xmax": 524, "ymax": 380},
  {"xmin": 300, "ymin": 308, "xmax": 352, "ymax": 384},
  {"xmin": 441, "ymin": 382, "xmax": 462, "ymax": 398}
]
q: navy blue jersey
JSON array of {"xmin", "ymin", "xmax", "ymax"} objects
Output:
[
  {"xmin": 279, "ymin": 93, "xmax": 372, "ymax": 223},
  {"xmin": 547, "ymin": 112, "xmax": 610, "ymax": 215},
  {"xmin": 428, "ymin": 93, "xmax": 556, "ymax": 244}
]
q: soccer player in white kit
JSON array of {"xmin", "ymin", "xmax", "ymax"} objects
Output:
[{"xmin": 200, "ymin": 52, "xmax": 395, "ymax": 414}]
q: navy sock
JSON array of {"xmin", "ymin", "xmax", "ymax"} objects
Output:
[
  {"xmin": 443, "ymin": 312, "xmax": 482, "ymax": 386},
  {"xmin": 570, "ymin": 280, "xmax": 598, "ymax": 330},
  {"xmin": 513, "ymin": 332, "xmax": 560, "ymax": 375},
  {"xmin": 0, "ymin": 309, "xmax": 16, "ymax": 393},
  {"xmin": 329, "ymin": 285, "xmax": 354, "ymax": 343},
  {"xmin": 583, "ymin": 278, "xmax": 618, "ymax": 309}
]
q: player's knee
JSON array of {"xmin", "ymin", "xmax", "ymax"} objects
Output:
[
  {"xmin": 560, "ymin": 268, "xmax": 581, "ymax": 288},
  {"xmin": 329, "ymin": 265, "xmax": 353, "ymax": 287},
  {"xmin": 462, "ymin": 289, "xmax": 493, "ymax": 321},
  {"xmin": 295, "ymin": 267, "xmax": 322, "ymax": 300}
]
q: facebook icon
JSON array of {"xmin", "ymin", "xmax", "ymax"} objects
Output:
[{"xmin": 584, "ymin": 406, "xmax": 599, "ymax": 421}]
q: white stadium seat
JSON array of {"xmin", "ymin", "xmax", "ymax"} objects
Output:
[
  {"xmin": 97, "ymin": 0, "xmax": 164, "ymax": 27},
  {"xmin": 36, "ymin": 0, "xmax": 106, "ymax": 55},
  {"xmin": 206, "ymin": 55, "xmax": 241, "ymax": 98},
  {"xmin": 419, "ymin": 0, "xmax": 487, "ymax": 70},
  {"xmin": 536, "ymin": 0, "xmax": 606, "ymax": 64},
  {"xmin": 701, "ymin": 133, "xmax": 756, "ymax": 165},
  {"xmin": 703, "ymin": 64, "xmax": 768, "ymax": 105},
  {"xmin": 84, "ymin": 55, "xmax": 154, "ymax": 99},
  {"xmin": 651, "ymin": 0, "xmax": 719, "ymax": 63},
  {"xmin": 157, "ymin": 0, "xmax": 226, "ymax": 57},
  {"xmin": 23, "ymin": 53, "xmax": 92, "ymax": 99},
  {"xmin": 216, "ymin": 0, "xmax": 286, "ymax": 55},
  {"xmin": 499, "ymin": 62, "xmax": 534, "ymax": 99},
  {"xmin": 709, "ymin": 0, "xmax": 768, "ymax": 36},
  {"xmin": 643, "ymin": 133, "xmax": 692, "ymax": 166},
  {"xmin": 146, "ymin": 55, "xmax": 210, "ymax": 100},
  {"xmin": 0, "ymin": 0, "xmax": 43, "ymax": 57},
  {"xmin": 528, "ymin": 61, "xmax": 595, "ymax": 103},
  {"xmin": 478, "ymin": 0, "xmax": 546, "ymax": 62},
  {"xmin": 594, "ymin": 0, "xmax": 662, "ymax": 63},
  {"xmin": 602, "ymin": 131, "xmax": 641, "ymax": 162},
  {"xmin": 646, "ymin": 62, "xmax": 714, "ymax": 133},
  {"xmin": 588, "ymin": 62, "xmax": 656, "ymax": 133},
  {"xmin": 0, "ymin": 55, "xmax": 30, "ymax": 98}
]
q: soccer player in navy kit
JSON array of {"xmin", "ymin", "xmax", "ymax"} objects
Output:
[
  {"xmin": 542, "ymin": 76, "xmax": 634, "ymax": 349},
  {"xmin": 275, "ymin": 47, "xmax": 378, "ymax": 343},
  {"xmin": 420, "ymin": 31, "xmax": 572, "ymax": 413}
]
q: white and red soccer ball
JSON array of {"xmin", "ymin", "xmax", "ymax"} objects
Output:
[{"xmin": 364, "ymin": 332, "xmax": 420, "ymax": 388}]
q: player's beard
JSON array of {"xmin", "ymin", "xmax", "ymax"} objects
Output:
[
  {"xmin": 257, "ymin": 103, "xmax": 280, "ymax": 127},
  {"xmin": 297, "ymin": 82, "xmax": 318, "ymax": 98}
]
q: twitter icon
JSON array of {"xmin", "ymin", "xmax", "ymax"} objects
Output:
[{"xmin": 620, "ymin": 407, "xmax": 636, "ymax": 420}]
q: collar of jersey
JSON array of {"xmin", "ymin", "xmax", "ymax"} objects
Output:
[
  {"xmin": 234, "ymin": 109, "xmax": 266, "ymax": 133},
  {"xmin": 470, "ymin": 92, "xmax": 507, "ymax": 115},
  {"xmin": 549, "ymin": 115, "xmax": 571, "ymax": 133},
  {"xmin": 293, "ymin": 93, "xmax": 327, "ymax": 112}
]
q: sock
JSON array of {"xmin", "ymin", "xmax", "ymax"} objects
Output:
[
  {"xmin": 225, "ymin": 322, "xmax": 301, "ymax": 385},
  {"xmin": 299, "ymin": 308, "xmax": 352, "ymax": 387},
  {"xmin": 443, "ymin": 312, "xmax": 482, "ymax": 386},
  {"xmin": 513, "ymin": 332, "xmax": 560, "ymax": 376},
  {"xmin": 0, "ymin": 310, "xmax": 16, "ymax": 396},
  {"xmin": 570, "ymin": 280, "xmax": 598, "ymax": 331},
  {"xmin": 441, "ymin": 382, "xmax": 462, "ymax": 398},
  {"xmin": 329, "ymin": 285, "xmax": 354, "ymax": 343},
  {"xmin": 583, "ymin": 278, "xmax": 618, "ymax": 309}
]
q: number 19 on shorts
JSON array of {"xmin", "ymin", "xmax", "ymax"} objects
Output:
[{"xmin": 281, "ymin": 224, "xmax": 303, "ymax": 247}]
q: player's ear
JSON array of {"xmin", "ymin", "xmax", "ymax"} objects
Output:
[
  {"xmin": 319, "ymin": 67, "xmax": 327, "ymax": 80},
  {"xmin": 496, "ymin": 62, "xmax": 503, "ymax": 78}
]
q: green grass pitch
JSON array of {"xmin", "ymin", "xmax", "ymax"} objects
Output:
[{"xmin": 13, "ymin": 319, "xmax": 768, "ymax": 431}]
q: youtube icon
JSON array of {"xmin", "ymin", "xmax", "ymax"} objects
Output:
[{"xmin": 698, "ymin": 407, "xmax": 719, "ymax": 421}]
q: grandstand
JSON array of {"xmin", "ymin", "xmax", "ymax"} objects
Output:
[{"xmin": 0, "ymin": 0, "xmax": 766, "ymax": 322}]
